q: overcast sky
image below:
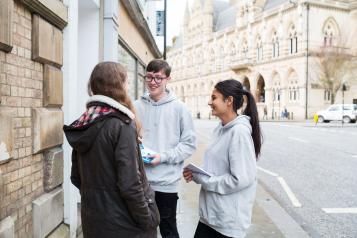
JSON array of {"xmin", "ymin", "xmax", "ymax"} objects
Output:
[{"xmin": 166, "ymin": 0, "xmax": 187, "ymax": 46}]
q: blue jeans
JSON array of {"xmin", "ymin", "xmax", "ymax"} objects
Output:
[{"xmin": 155, "ymin": 191, "xmax": 179, "ymax": 238}]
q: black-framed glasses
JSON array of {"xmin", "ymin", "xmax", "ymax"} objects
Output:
[{"xmin": 144, "ymin": 75, "xmax": 167, "ymax": 84}]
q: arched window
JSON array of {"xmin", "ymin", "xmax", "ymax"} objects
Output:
[
  {"xmin": 256, "ymin": 35, "xmax": 263, "ymax": 61},
  {"xmin": 229, "ymin": 42, "xmax": 236, "ymax": 62},
  {"xmin": 217, "ymin": 46, "xmax": 225, "ymax": 71},
  {"xmin": 272, "ymin": 31, "xmax": 279, "ymax": 58},
  {"xmin": 323, "ymin": 21, "xmax": 337, "ymax": 46},
  {"xmin": 242, "ymin": 39, "xmax": 248, "ymax": 59},
  {"xmin": 287, "ymin": 71, "xmax": 299, "ymax": 102},
  {"xmin": 288, "ymin": 25, "xmax": 298, "ymax": 54}
]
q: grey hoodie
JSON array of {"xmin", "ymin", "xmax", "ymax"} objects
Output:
[
  {"xmin": 193, "ymin": 115, "xmax": 257, "ymax": 238},
  {"xmin": 134, "ymin": 89, "xmax": 196, "ymax": 193}
]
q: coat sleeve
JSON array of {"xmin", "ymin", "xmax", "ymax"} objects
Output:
[
  {"xmin": 160, "ymin": 106, "xmax": 196, "ymax": 164},
  {"xmin": 192, "ymin": 128, "xmax": 257, "ymax": 195},
  {"xmin": 70, "ymin": 150, "xmax": 81, "ymax": 190},
  {"xmin": 114, "ymin": 122, "xmax": 158, "ymax": 230}
]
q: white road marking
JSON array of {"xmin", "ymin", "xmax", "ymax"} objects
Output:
[
  {"xmin": 258, "ymin": 166, "xmax": 279, "ymax": 177},
  {"xmin": 288, "ymin": 137, "xmax": 309, "ymax": 143},
  {"xmin": 277, "ymin": 176, "xmax": 302, "ymax": 207},
  {"xmin": 322, "ymin": 208, "xmax": 357, "ymax": 214}
]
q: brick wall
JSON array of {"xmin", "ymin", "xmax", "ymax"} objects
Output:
[
  {"xmin": 1, "ymin": 0, "xmax": 66, "ymax": 237},
  {"xmin": 0, "ymin": 3, "xmax": 44, "ymax": 237}
]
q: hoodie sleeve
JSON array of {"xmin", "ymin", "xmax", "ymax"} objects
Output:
[
  {"xmin": 159, "ymin": 106, "xmax": 196, "ymax": 164},
  {"xmin": 70, "ymin": 150, "xmax": 81, "ymax": 190},
  {"xmin": 192, "ymin": 127, "xmax": 257, "ymax": 195},
  {"xmin": 114, "ymin": 121, "xmax": 158, "ymax": 230}
]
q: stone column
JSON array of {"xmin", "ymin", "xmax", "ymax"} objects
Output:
[{"xmin": 103, "ymin": 0, "xmax": 119, "ymax": 61}]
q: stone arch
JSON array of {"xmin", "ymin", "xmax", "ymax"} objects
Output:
[
  {"xmin": 256, "ymin": 75, "xmax": 266, "ymax": 103},
  {"xmin": 242, "ymin": 76, "xmax": 251, "ymax": 91}
]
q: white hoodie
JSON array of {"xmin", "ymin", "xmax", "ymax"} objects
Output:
[
  {"xmin": 193, "ymin": 115, "xmax": 257, "ymax": 238},
  {"xmin": 134, "ymin": 89, "xmax": 196, "ymax": 193}
]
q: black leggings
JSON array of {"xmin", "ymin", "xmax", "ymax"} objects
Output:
[{"xmin": 194, "ymin": 222, "xmax": 232, "ymax": 238}]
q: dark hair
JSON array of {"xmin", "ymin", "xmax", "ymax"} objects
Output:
[
  {"xmin": 215, "ymin": 79, "xmax": 262, "ymax": 159},
  {"xmin": 146, "ymin": 59, "xmax": 171, "ymax": 77}
]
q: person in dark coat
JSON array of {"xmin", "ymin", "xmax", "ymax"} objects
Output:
[{"xmin": 63, "ymin": 62, "xmax": 160, "ymax": 238}]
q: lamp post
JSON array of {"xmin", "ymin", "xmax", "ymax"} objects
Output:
[
  {"xmin": 163, "ymin": 0, "xmax": 167, "ymax": 59},
  {"xmin": 278, "ymin": 89, "xmax": 281, "ymax": 119}
]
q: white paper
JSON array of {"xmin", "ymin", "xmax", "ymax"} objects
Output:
[{"xmin": 184, "ymin": 163, "xmax": 212, "ymax": 177}]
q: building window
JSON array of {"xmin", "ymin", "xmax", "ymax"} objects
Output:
[
  {"xmin": 272, "ymin": 31, "xmax": 279, "ymax": 58},
  {"xmin": 242, "ymin": 39, "xmax": 248, "ymax": 59},
  {"xmin": 289, "ymin": 25, "xmax": 298, "ymax": 54},
  {"xmin": 324, "ymin": 90, "xmax": 331, "ymax": 101},
  {"xmin": 256, "ymin": 36, "xmax": 263, "ymax": 61},
  {"xmin": 323, "ymin": 24, "xmax": 335, "ymax": 46}
]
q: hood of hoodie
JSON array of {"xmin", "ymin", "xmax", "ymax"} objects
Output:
[
  {"xmin": 63, "ymin": 95, "xmax": 134, "ymax": 153},
  {"xmin": 217, "ymin": 115, "xmax": 252, "ymax": 134},
  {"xmin": 140, "ymin": 89, "xmax": 176, "ymax": 106}
]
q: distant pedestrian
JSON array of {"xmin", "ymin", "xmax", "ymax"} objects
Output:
[
  {"xmin": 263, "ymin": 105, "xmax": 268, "ymax": 120},
  {"xmin": 313, "ymin": 113, "xmax": 319, "ymax": 126},
  {"xmin": 283, "ymin": 107, "xmax": 288, "ymax": 119},
  {"xmin": 63, "ymin": 62, "xmax": 160, "ymax": 238},
  {"xmin": 183, "ymin": 79, "xmax": 262, "ymax": 238},
  {"xmin": 134, "ymin": 59, "xmax": 196, "ymax": 238}
]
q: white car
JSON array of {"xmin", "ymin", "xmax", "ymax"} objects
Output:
[{"xmin": 316, "ymin": 104, "xmax": 357, "ymax": 123}]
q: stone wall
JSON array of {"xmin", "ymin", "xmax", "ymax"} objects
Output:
[{"xmin": 0, "ymin": 0, "xmax": 67, "ymax": 237}]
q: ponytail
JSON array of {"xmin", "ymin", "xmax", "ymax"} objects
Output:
[
  {"xmin": 215, "ymin": 79, "xmax": 262, "ymax": 159},
  {"xmin": 243, "ymin": 91, "xmax": 262, "ymax": 159}
]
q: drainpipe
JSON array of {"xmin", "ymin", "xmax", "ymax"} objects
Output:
[{"xmin": 305, "ymin": 2, "xmax": 310, "ymax": 119}]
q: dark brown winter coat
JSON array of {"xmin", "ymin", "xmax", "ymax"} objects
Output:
[{"xmin": 63, "ymin": 106, "xmax": 160, "ymax": 238}]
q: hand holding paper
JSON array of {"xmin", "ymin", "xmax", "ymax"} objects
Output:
[{"xmin": 184, "ymin": 163, "xmax": 212, "ymax": 177}]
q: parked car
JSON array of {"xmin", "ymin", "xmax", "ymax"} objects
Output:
[{"xmin": 316, "ymin": 104, "xmax": 357, "ymax": 123}]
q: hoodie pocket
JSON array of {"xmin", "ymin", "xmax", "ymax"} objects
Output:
[{"xmin": 202, "ymin": 192, "xmax": 238, "ymax": 228}]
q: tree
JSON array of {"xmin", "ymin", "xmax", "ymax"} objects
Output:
[{"xmin": 316, "ymin": 45, "xmax": 355, "ymax": 104}]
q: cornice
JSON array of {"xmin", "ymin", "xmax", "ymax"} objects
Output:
[
  {"xmin": 306, "ymin": 0, "xmax": 350, "ymax": 12},
  {"xmin": 121, "ymin": 0, "xmax": 162, "ymax": 58},
  {"xmin": 20, "ymin": 0, "xmax": 68, "ymax": 30}
]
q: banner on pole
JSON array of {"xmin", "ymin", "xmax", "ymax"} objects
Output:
[{"xmin": 156, "ymin": 11, "xmax": 164, "ymax": 36}]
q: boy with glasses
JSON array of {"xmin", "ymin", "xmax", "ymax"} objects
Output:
[{"xmin": 134, "ymin": 59, "xmax": 196, "ymax": 238}]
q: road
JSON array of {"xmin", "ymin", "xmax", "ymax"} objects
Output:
[{"xmin": 194, "ymin": 119, "xmax": 357, "ymax": 238}]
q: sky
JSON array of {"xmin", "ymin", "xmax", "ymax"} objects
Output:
[{"xmin": 166, "ymin": 0, "xmax": 188, "ymax": 46}]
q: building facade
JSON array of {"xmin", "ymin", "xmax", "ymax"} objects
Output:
[
  {"xmin": 0, "ymin": 0, "xmax": 160, "ymax": 237},
  {"xmin": 167, "ymin": 0, "xmax": 357, "ymax": 120}
]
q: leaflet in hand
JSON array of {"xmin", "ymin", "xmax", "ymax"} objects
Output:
[
  {"xmin": 184, "ymin": 163, "xmax": 212, "ymax": 177},
  {"xmin": 139, "ymin": 144, "xmax": 157, "ymax": 164}
]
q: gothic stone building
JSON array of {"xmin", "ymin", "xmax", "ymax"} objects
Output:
[{"xmin": 167, "ymin": 0, "xmax": 357, "ymax": 120}]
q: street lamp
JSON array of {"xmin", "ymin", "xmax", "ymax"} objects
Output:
[{"xmin": 163, "ymin": 0, "xmax": 167, "ymax": 59}]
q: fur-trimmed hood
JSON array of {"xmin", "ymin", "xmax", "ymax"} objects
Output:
[
  {"xmin": 86, "ymin": 95, "xmax": 134, "ymax": 119},
  {"xmin": 63, "ymin": 95, "xmax": 135, "ymax": 153}
]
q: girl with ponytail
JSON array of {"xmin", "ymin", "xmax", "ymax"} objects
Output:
[{"xmin": 184, "ymin": 79, "xmax": 262, "ymax": 238}]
